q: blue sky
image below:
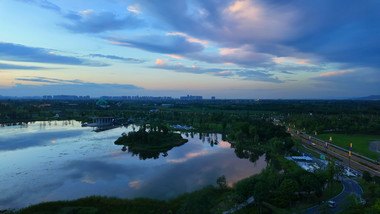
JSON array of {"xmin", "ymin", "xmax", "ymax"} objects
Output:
[{"xmin": 0, "ymin": 0, "xmax": 379, "ymax": 99}]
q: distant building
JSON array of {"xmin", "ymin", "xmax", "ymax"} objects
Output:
[
  {"xmin": 180, "ymin": 95, "xmax": 203, "ymax": 100},
  {"xmin": 53, "ymin": 95, "xmax": 79, "ymax": 100},
  {"xmin": 91, "ymin": 117, "xmax": 115, "ymax": 126},
  {"xmin": 211, "ymin": 96, "xmax": 215, "ymax": 100},
  {"xmin": 43, "ymin": 95, "xmax": 90, "ymax": 100}
]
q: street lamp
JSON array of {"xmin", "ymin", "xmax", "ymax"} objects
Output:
[{"xmin": 349, "ymin": 142, "xmax": 353, "ymax": 169}]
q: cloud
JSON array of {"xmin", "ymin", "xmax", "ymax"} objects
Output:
[
  {"xmin": 17, "ymin": 0, "xmax": 143, "ymax": 34},
  {"xmin": 16, "ymin": 0, "xmax": 61, "ymax": 12},
  {"xmin": 88, "ymin": 54, "xmax": 145, "ymax": 63},
  {"xmin": 0, "ymin": 77, "xmax": 143, "ymax": 96},
  {"xmin": 0, "ymin": 42, "xmax": 108, "ymax": 66},
  {"xmin": 280, "ymin": 71, "xmax": 294, "ymax": 74},
  {"xmin": 152, "ymin": 59, "xmax": 234, "ymax": 77},
  {"xmin": 63, "ymin": 160, "xmax": 131, "ymax": 182},
  {"xmin": 14, "ymin": 77, "xmax": 83, "ymax": 84},
  {"xmin": 166, "ymin": 32, "xmax": 209, "ymax": 45},
  {"xmin": 236, "ymin": 70, "xmax": 283, "ymax": 83},
  {"xmin": 152, "ymin": 59, "xmax": 282, "ymax": 82},
  {"xmin": 167, "ymin": 54, "xmax": 184, "ymax": 59},
  {"xmin": 62, "ymin": 11, "xmax": 143, "ymax": 33},
  {"xmin": 0, "ymin": 63, "xmax": 45, "ymax": 70},
  {"xmin": 155, "ymin": 59, "xmax": 166, "ymax": 66},
  {"xmin": 167, "ymin": 150, "xmax": 209, "ymax": 163},
  {"xmin": 317, "ymin": 70, "xmax": 355, "ymax": 78},
  {"xmin": 138, "ymin": 0, "xmax": 296, "ymax": 44},
  {"xmin": 309, "ymin": 69, "xmax": 380, "ymax": 96},
  {"xmin": 107, "ymin": 34, "xmax": 204, "ymax": 54},
  {"xmin": 135, "ymin": 0, "xmax": 380, "ymax": 72},
  {"xmin": 186, "ymin": 45, "xmax": 273, "ymax": 67},
  {"xmin": 127, "ymin": 4, "xmax": 141, "ymax": 14}
]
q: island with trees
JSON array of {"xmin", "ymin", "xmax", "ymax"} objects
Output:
[{"xmin": 114, "ymin": 123, "xmax": 188, "ymax": 159}]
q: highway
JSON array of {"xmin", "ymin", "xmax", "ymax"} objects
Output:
[{"xmin": 288, "ymin": 128, "xmax": 380, "ymax": 177}]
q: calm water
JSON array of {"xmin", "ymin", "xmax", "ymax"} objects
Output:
[{"xmin": 0, "ymin": 121, "xmax": 267, "ymax": 209}]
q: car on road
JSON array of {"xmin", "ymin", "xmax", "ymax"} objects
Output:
[{"xmin": 328, "ymin": 200, "xmax": 336, "ymax": 208}]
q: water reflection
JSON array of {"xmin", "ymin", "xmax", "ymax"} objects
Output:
[
  {"xmin": 0, "ymin": 122, "xmax": 267, "ymax": 210},
  {"xmin": 116, "ymin": 132, "xmax": 225, "ymax": 160},
  {"xmin": 120, "ymin": 145, "xmax": 165, "ymax": 160}
]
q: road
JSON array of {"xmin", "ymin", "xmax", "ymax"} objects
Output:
[
  {"xmin": 306, "ymin": 178, "xmax": 363, "ymax": 214},
  {"xmin": 288, "ymin": 129, "xmax": 380, "ymax": 177}
]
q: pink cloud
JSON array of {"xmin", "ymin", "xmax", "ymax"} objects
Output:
[
  {"xmin": 273, "ymin": 57, "xmax": 313, "ymax": 65},
  {"xmin": 128, "ymin": 180, "xmax": 142, "ymax": 189},
  {"xmin": 318, "ymin": 70, "xmax": 355, "ymax": 77},
  {"xmin": 218, "ymin": 141, "xmax": 231, "ymax": 148},
  {"xmin": 167, "ymin": 150, "xmax": 208, "ymax": 163},
  {"xmin": 167, "ymin": 54, "xmax": 184, "ymax": 59},
  {"xmin": 296, "ymin": 61, "xmax": 310, "ymax": 65},
  {"xmin": 127, "ymin": 4, "xmax": 141, "ymax": 14},
  {"xmin": 186, "ymin": 151, "xmax": 208, "ymax": 158},
  {"xmin": 166, "ymin": 32, "xmax": 208, "ymax": 45},
  {"xmin": 219, "ymin": 48, "xmax": 241, "ymax": 55},
  {"xmin": 222, "ymin": 0, "xmax": 296, "ymax": 41},
  {"xmin": 218, "ymin": 70, "xmax": 232, "ymax": 75},
  {"xmin": 155, "ymin": 59, "xmax": 165, "ymax": 66}
]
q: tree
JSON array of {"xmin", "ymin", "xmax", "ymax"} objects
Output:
[
  {"xmin": 363, "ymin": 171, "xmax": 372, "ymax": 182},
  {"xmin": 326, "ymin": 161, "xmax": 337, "ymax": 184},
  {"xmin": 279, "ymin": 178, "xmax": 299, "ymax": 206},
  {"xmin": 300, "ymin": 174, "xmax": 321, "ymax": 197},
  {"xmin": 216, "ymin": 175, "xmax": 227, "ymax": 189}
]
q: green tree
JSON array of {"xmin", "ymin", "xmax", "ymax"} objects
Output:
[
  {"xmin": 216, "ymin": 175, "xmax": 227, "ymax": 189},
  {"xmin": 363, "ymin": 171, "xmax": 372, "ymax": 182},
  {"xmin": 279, "ymin": 178, "xmax": 299, "ymax": 206}
]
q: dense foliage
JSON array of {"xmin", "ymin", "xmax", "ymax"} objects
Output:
[
  {"xmin": 114, "ymin": 124, "xmax": 188, "ymax": 159},
  {"xmin": 1, "ymin": 99, "xmax": 379, "ymax": 135}
]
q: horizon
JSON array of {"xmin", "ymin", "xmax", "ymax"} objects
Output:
[
  {"xmin": 1, "ymin": 94, "xmax": 379, "ymax": 101},
  {"xmin": 1, "ymin": 0, "xmax": 379, "ymax": 99}
]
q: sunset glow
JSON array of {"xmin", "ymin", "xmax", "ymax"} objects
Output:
[{"xmin": 0, "ymin": 0, "xmax": 378, "ymax": 98}]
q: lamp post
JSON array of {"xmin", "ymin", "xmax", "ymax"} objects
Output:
[{"xmin": 349, "ymin": 142, "xmax": 353, "ymax": 169}]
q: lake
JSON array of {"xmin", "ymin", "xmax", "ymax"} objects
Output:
[{"xmin": 0, "ymin": 121, "xmax": 267, "ymax": 210}]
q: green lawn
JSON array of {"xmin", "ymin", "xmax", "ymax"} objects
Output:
[{"xmin": 318, "ymin": 133, "xmax": 380, "ymax": 160}]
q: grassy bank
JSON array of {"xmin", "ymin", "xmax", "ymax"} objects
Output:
[{"xmin": 318, "ymin": 134, "xmax": 380, "ymax": 160}]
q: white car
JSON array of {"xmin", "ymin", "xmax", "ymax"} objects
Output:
[{"xmin": 328, "ymin": 200, "xmax": 336, "ymax": 208}]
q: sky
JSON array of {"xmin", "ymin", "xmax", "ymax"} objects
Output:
[{"xmin": 0, "ymin": 0, "xmax": 379, "ymax": 99}]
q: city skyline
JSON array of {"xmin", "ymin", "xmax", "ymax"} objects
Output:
[{"xmin": 1, "ymin": 0, "xmax": 379, "ymax": 99}]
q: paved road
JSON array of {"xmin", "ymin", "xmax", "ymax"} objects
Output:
[
  {"xmin": 289, "ymin": 129, "xmax": 380, "ymax": 177},
  {"xmin": 305, "ymin": 178, "xmax": 363, "ymax": 214}
]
